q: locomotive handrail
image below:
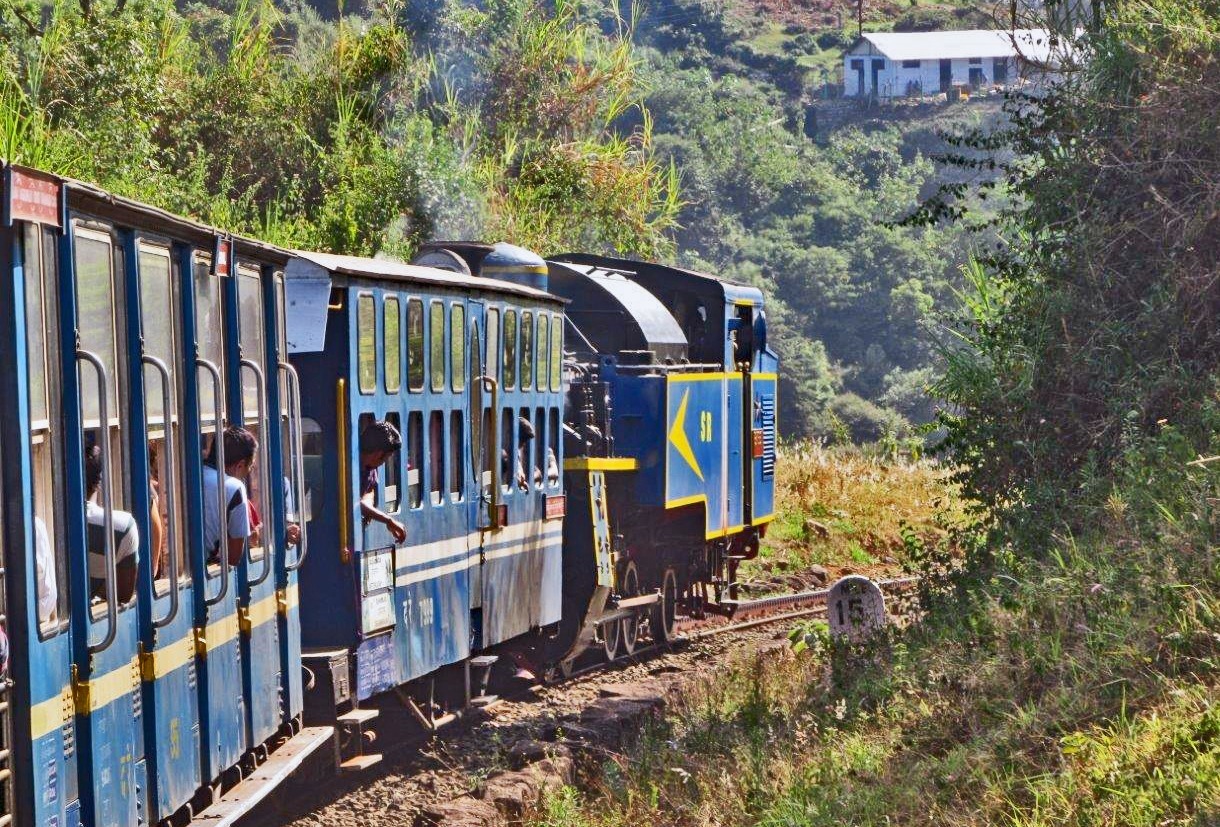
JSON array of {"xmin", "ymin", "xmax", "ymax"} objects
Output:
[
  {"xmin": 144, "ymin": 354, "xmax": 180, "ymax": 629},
  {"xmin": 78, "ymin": 349, "xmax": 118, "ymax": 655},
  {"xmin": 240, "ymin": 359, "xmax": 273, "ymax": 588},
  {"xmin": 611, "ymin": 362, "xmax": 725, "ymax": 374},
  {"xmin": 280, "ymin": 361, "xmax": 309, "ymax": 572},
  {"xmin": 481, "ymin": 375, "xmax": 501, "ymax": 530},
  {"xmin": 198, "ymin": 358, "xmax": 230, "ymax": 606}
]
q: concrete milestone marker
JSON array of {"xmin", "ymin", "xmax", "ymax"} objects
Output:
[{"xmin": 827, "ymin": 576, "xmax": 887, "ymax": 641}]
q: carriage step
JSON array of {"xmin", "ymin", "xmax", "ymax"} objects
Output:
[
  {"xmin": 336, "ymin": 708, "xmax": 378, "ymax": 726},
  {"xmin": 339, "ymin": 753, "xmax": 383, "ymax": 773},
  {"xmin": 191, "ymin": 726, "xmax": 334, "ymax": 826}
]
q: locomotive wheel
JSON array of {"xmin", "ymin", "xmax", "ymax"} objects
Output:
[
  {"xmin": 653, "ymin": 568, "xmax": 679, "ymax": 643},
  {"xmin": 602, "ymin": 608, "xmax": 621, "ymax": 661},
  {"xmin": 619, "ymin": 562, "xmax": 640, "ymax": 656}
]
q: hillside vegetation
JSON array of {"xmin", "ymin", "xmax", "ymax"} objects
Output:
[
  {"xmin": 530, "ymin": 3, "xmax": 1220, "ymax": 826},
  {"xmin": 0, "ymin": 0, "xmax": 677, "ymax": 257}
]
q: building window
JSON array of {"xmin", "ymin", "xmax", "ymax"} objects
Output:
[
  {"xmin": 993, "ymin": 57, "xmax": 1009, "ymax": 84},
  {"xmin": 969, "ymin": 57, "xmax": 982, "ymax": 65},
  {"xmin": 902, "ymin": 59, "xmax": 920, "ymax": 68}
]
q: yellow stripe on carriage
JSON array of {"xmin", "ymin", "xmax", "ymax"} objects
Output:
[
  {"xmin": 73, "ymin": 657, "xmax": 140, "ymax": 714},
  {"xmin": 195, "ymin": 612, "xmax": 240, "ymax": 656},
  {"xmin": 140, "ymin": 634, "xmax": 196, "ymax": 681},
  {"xmin": 563, "ymin": 457, "xmax": 638, "ymax": 471},
  {"xmin": 29, "ymin": 686, "xmax": 73, "ymax": 740}
]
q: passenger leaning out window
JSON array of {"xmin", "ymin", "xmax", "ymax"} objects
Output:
[{"xmin": 359, "ymin": 420, "xmax": 407, "ymax": 544}]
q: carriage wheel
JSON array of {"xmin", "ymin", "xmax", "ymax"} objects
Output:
[
  {"xmin": 653, "ymin": 568, "xmax": 679, "ymax": 643},
  {"xmin": 602, "ymin": 607, "xmax": 621, "ymax": 661},
  {"xmin": 619, "ymin": 562, "xmax": 640, "ymax": 656}
]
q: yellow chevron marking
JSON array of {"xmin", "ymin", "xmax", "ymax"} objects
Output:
[{"xmin": 668, "ymin": 389, "xmax": 703, "ymax": 482}]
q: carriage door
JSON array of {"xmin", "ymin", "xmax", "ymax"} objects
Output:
[
  {"xmin": 11, "ymin": 219, "xmax": 78, "ymax": 827},
  {"xmin": 733, "ymin": 304, "xmax": 755, "ymax": 530},
  {"xmin": 68, "ymin": 224, "xmax": 145, "ymax": 827},
  {"xmin": 191, "ymin": 245, "xmax": 246, "ymax": 780},
  {"xmin": 235, "ymin": 263, "xmax": 283, "ymax": 749},
  {"xmin": 134, "ymin": 240, "xmax": 203, "ymax": 820},
  {"xmin": 275, "ymin": 271, "xmax": 308, "ymax": 725}
]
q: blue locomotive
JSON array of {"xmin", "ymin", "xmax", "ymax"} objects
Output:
[{"xmin": 0, "ymin": 164, "xmax": 776, "ymax": 826}]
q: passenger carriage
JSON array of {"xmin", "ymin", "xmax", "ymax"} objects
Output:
[
  {"xmin": 0, "ymin": 163, "xmax": 322, "ymax": 827},
  {"xmin": 286, "ymin": 242, "xmax": 565, "ymax": 747}
]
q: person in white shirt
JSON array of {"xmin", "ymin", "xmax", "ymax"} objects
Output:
[
  {"xmin": 33, "ymin": 515, "xmax": 57, "ymax": 624},
  {"xmin": 202, "ymin": 427, "xmax": 256, "ymax": 567},
  {"xmin": 84, "ymin": 444, "xmax": 140, "ymax": 603}
]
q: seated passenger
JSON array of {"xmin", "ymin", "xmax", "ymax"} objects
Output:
[
  {"xmin": 34, "ymin": 515, "xmax": 57, "ymax": 624},
  {"xmin": 202, "ymin": 427, "xmax": 256, "ymax": 567},
  {"xmin": 504, "ymin": 416, "xmax": 534, "ymax": 491},
  {"xmin": 84, "ymin": 444, "xmax": 140, "ymax": 603},
  {"xmin": 545, "ymin": 447, "xmax": 560, "ymax": 485},
  {"xmin": 359, "ymin": 420, "xmax": 406, "ymax": 544}
]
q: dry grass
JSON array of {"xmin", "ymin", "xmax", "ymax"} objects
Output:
[{"xmin": 742, "ymin": 442, "xmax": 962, "ymax": 590}]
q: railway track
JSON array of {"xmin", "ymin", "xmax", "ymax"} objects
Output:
[{"xmin": 255, "ymin": 575, "xmax": 919, "ymax": 827}]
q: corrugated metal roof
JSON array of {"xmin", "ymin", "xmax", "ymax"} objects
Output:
[{"xmin": 855, "ymin": 29, "xmax": 1057, "ymax": 62}]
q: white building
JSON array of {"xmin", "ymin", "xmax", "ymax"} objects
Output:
[{"xmin": 842, "ymin": 29, "xmax": 1058, "ymax": 99}]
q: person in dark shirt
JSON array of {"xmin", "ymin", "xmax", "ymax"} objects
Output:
[{"xmin": 359, "ymin": 420, "xmax": 406, "ymax": 543}]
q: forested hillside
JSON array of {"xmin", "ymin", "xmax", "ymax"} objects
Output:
[
  {"xmin": 0, "ymin": 0, "xmax": 678, "ymax": 262},
  {"xmin": 0, "ymin": 0, "xmax": 994, "ymax": 443}
]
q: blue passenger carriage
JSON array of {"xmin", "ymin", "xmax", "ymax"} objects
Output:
[
  {"xmin": 287, "ymin": 243, "xmax": 566, "ymax": 741},
  {"xmin": 0, "ymin": 163, "xmax": 324, "ymax": 827}
]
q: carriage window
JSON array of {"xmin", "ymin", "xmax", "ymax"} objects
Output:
[
  {"xmin": 139, "ymin": 244, "xmax": 189, "ymax": 591},
  {"xmin": 503, "ymin": 310, "xmax": 517, "ymax": 390},
  {"xmin": 194, "ymin": 255, "xmax": 226, "ymax": 458},
  {"xmin": 550, "ymin": 314, "xmax": 563, "ymax": 392},
  {"xmin": 548, "ymin": 408, "xmax": 560, "ymax": 486},
  {"xmin": 75, "ymin": 229, "xmax": 128, "ymax": 509},
  {"xmin": 301, "ymin": 418, "xmax": 323, "ymax": 525},
  {"xmin": 26, "ymin": 224, "xmax": 68, "ymax": 629},
  {"xmin": 521, "ymin": 312, "xmax": 534, "ymax": 390},
  {"xmin": 407, "ymin": 411, "xmax": 423, "ymax": 508},
  {"xmin": 536, "ymin": 314, "xmax": 549, "ymax": 392},
  {"xmin": 430, "ymin": 301, "xmax": 445, "ymax": 392},
  {"xmin": 407, "ymin": 299, "xmax": 424, "ymax": 392},
  {"xmin": 384, "ymin": 296, "xmax": 401, "ymax": 393},
  {"xmin": 486, "ymin": 308, "xmax": 501, "ymax": 385},
  {"xmin": 451, "ymin": 304, "xmax": 465, "ymax": 392},
  {"xmin": 449, "ymin": 411, "xmax": 463, "ymax": 500},
  {"xmin": 238, "ymin": 266, "xmax": 271, "ymax": 561},
  {"xmin": 429, "ymin": 410, "xmax": 444, "ymax": 504},
  {"xmin": 534, "ymin": 406, "xmax": 545, "ymax": 490},
  {"xmin": 275, "ymin": 273, "xmax": 304, "ymax": 526},
  {"xmin": 501, "ymin": 409, "xmax": 514, "ymax": 491},
  {"xmin": 77, "ymin": 227, "xmax": 135, "ymax": 608},
  {"xmin": 383, "ymin": 412, "xmax": 401, "ymax": 513},
  {"xmin": 357, "ymin": 294, "xmax": 376, "ymax": 395}
]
